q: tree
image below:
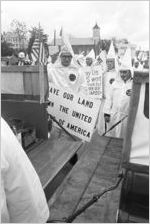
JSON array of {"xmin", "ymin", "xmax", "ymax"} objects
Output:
[
  {"xmin": 27, "ymin": 25, "xmax": 49, "ymax": 57},
  {"xmin": 1, "ymin": 41, "xmax": 14, "ymax": 57},
  {"xmin": 10, "ymin": 19, "xmax": 28, "ymax": 50},
  {"xmin": 100, "ymin": 39, "xmax": 111, "ymax": 52}
]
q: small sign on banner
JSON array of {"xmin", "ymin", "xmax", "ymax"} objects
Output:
[
  {"xmin": 47, "ymin": 83, "xmax": 101, "ymax": 142},
  {"xmin": 83, "ymin": 65, "xmax": 103, "ymax": 99}
]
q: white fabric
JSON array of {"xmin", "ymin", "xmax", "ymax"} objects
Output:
[
  {"xmin": 1, "ymin": 118, "xmax": 49, "ymax": 223},
  {"xmin": 103, "ymin": 70, "xmax": 118, "ymax": 99},
  {"xmin": 107, "ymin": 41, "xmax": 116, "ymax": 59},
  {"xmin": 130, "ymin": 84, "xmax": 149, "ymax": 165},
  {"xmin": 119, "ymin": 48, "xmax": 133, "ymax": 74},
  {"xmin": 60, "ymin": 28, "xmax": 79, "ymax": 67},
  {"xmin": 103, "ymin": 78, "xmax": 133, "ymax": 138},
  {"xmin": 97, "ymin": 70, "xmax": 117, "ymax": 135},
  {"xmin": 75, "ymin": 54, "xmax": 85, "ymax": 67},
  {"xmin": 48, "ymin": 61, "xmax": 87, "ymax": 95},
  {"xmin": 86, "ymin": 49, "xmax": 95, "ymax": 60},
  {"xmin": 96, "ymin": 99, "xmax": 105, "ymax": 135}
]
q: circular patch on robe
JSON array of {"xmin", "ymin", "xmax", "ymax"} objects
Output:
[
  {"xmin": 69, "ymin": 73, "xmax": 76, "ymax": 82},
  {"xmin": 126, "ymin": 89, "xmax": 132, "ymax": 96},
  {"xmin": 109, "ymin": 78, "xmax": 115, "ymax": 84}
]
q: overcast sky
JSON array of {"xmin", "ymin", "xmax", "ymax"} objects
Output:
[{"xmin": 1, "ymin": 1, "xmax": 149, "ymax": 50}]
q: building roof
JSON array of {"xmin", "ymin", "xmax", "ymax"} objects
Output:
[
  {"xmin": 50, "ymin": 37, "xmax": 95, "ymax": 46},
  {"xmin": 93, "ymin": 23, "xmax": 100, "ymax": 29}
]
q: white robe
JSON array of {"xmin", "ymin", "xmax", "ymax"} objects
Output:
[
  {"xmin": 103, "ymin": 78, "xmax": 133, "ymax": 138},
  {"xmin": 47, "ymin": 61, "xmax": 88, "ymax": 132},
  {"xmin": 1, "ymin": 118, "xmax": 49, "ymax": 223},
  {"xmin": 97, "ymin": 69, "xmax": 117, "ymax": 135},
  {"xmin": 47, "ymin": 61, "xmax": 87, "ymax": 95}
]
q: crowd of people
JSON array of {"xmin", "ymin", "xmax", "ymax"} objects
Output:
[
  {"xmin": 1, "ymin": 37, "xmax": 149, "ymax": 223},
  {"xmin": 6, "ymin": 51, "xmax": 32, "ymax": 66},
  {"xmin": 47, "ymin": 42, "xmax": 137, "ymax": 139}
]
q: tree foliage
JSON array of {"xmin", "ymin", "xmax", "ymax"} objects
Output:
[
  {"xmin": 27, "ymin": 25, "xmax": 49, "ymax": 56},
  {"xmin": 1, "ymin": 41, "xmax": 14, "ymax": 57},
  {"xmin": 10, "ymin": 19, "xmax": 28, "ymax": 50}
]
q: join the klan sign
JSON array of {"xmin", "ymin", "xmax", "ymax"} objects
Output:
[{"xmin": 83, "ymin": 65, "xmax": 103, "ymax": 99}]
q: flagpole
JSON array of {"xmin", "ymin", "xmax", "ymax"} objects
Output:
[
  {"xmin": 54, "ymin": 29, "xmax": 56, "ymax": 46},
  {"xmin": 38, "ymin": 22, "xmax": 45, "ymax": 104}
]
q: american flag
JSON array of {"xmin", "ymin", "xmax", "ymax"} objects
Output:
[{"xmin": 31, "ymin": 38, "xmax": 47, "ymax": 65}]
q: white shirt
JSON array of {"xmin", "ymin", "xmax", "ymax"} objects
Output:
[{"xmin": 1, "ymin": 117, "xmax": 50, "ymax": 223}]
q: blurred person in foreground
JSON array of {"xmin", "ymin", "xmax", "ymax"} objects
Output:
[{"xmin": 1, "ymin": 117, "xmax": 50, "ymax": 223}]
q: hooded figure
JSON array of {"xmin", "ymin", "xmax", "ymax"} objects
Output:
[
  {"xmin": 97, "ymin": 42, "xmax": 118, "ymax": 135},
  {"xmin": 103, "ymin": 48, "xmax": 133, "ymax": 138},
  {"xmin": 104, "ymin": 41, "xmax": 118, "ymax": 98},
  {"xmin": 47, "ymin": 46, "xmax": 87, "ymax": 94},
  {"xmin": 1, "ymin": 117, "xmax": 49, "ymax": 223},
  {"xmin": 85, "ymin": 49, "xmax": 95, "ymax": 67}
]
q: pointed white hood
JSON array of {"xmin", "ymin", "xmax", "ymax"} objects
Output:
[
  {"xmin": 107, "ymin": 41, "xmax": 116, "ymax": 59},
  {"xmin": 107, "ymin": 41, "xmax": 119, "ymax": 71},
  {"xmin": 118, "ymin": 47, "xmax": 133, "ymax": 75},
  {"xmin": 86, "ymin": 49, "xmax": 95, "ymax": 60}
]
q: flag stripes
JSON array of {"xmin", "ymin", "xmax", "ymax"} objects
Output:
[{"xmin": 31, "ymin": 38, "xmax": 47, "ymax": 65}]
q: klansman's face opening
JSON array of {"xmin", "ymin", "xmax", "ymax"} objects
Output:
[
  {"xmin": 86, "ymin": 58, "xmax": 93, "ymax": 66},
  {"xmin": 120, "ymin": 70, "xmax": 131, "ymax": 82},
  {"xmin": 60, "ymin": 55, "xmax": 72, "ymax": 67},
  {"xmin": 106, "ymin": 60, "xmax": 115, "ymax": 71}
]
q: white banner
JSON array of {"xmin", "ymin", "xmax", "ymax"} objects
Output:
[
  {"xmin": 83, "ymin": 65, "xmax": 103, "ymax": 99},
  {"xmin": 47, "ymin": 83, "xmax": 101, "ymax": 141}
]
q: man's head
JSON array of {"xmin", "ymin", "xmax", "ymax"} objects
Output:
[
  {"xmin": 59, "ymin": 46, "xmax": 72, "ymax": 67},
  {"xmin": 86, "ymin": 57, "xmax": 93, "ymax": 66},
  {"xmin": 106, "ymin": 59, "xmax": 115, "ymax": 71},
  {"xmin": 60, "ymin": 51, "xmax": 72, "ymax": 67},
  {"xmin": 134, "ymin": 61, "xmax": 139, "ymax": 68},
  {"xmin": 18, "ymin": 52, "xmax": 25, "ymax": 60},
  {"xmin": 119, "ymin": 69, "xmax": 132, "ymax": 82}
]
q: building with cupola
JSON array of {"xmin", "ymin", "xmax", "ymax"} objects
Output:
[{"xmin": 49, "ymin": 23, "xmax": 101, "ymax": 56}]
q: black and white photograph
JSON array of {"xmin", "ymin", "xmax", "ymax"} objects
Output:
[{"xmin": 1, "ymin": 0, "xmax": 149, "ymax": 223}]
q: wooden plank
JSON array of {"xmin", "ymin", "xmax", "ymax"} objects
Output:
[
  {"xmin": 1, "ymin": 72, "xmax": 24, "ymax": 94},
  {"xmin": 1, "ymin": 65, "xmax": 47, "ymax": 73},
  {"xmin": 23, "ymin": 72, "xmax": 33, "ymax": 95},
  {"xmin": 39, "ymin": 65, "xmax": 45, "ymax": 103},
  {"xmin": 48, "ymin": 132, "xmax": 112, "ymax": 220},
  {"xmin": 27, "ymin": 137, "xmax": 83, "ymax": 200},
  {"xmin": 44, "ymin": 69, "xmax": 49, "ymax": 101},
  {"xmin": 1, "ymin": 94, "xmax": 40, "ymax": 101},
  {"xmin": 31, "ymin": 72, "xmax": 40, "ymax": 95},
  {"xmin": 1, "ymin": 100, "xmax": 48, "ymax": 139},
  {"xmin": 2, "ymin": 65, "xmax": 49, "ymax": 101},
  {"xmin": 74, "ymin": 137, "xmax": 123, "ymax": 223}
]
